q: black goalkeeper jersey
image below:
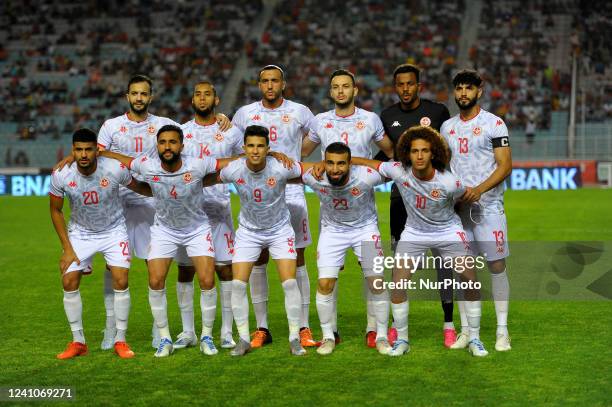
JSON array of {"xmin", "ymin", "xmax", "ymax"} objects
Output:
[{"xmin": 377, "ymin": 99, "xmax": 450, "ymax": 198}]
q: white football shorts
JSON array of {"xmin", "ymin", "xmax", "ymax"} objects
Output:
[
  {"xmin": 233, "ymin": 222, "xmax": 297, "ymax": 263},
  {"xmin": 66, "ymin": 225, "xmax": 131, "ymax": 273},
  {"xmin": 148, "ymin": 223, "xmax": 214, "ymax": 261}
]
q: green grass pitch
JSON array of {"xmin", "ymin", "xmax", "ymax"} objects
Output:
[{"xmin": 0, "ymin": 189, "xmax": 610, "ymax": 405}]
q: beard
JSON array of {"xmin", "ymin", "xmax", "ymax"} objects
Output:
[
  {"xmin": 159, "ymin": 150, "xmax": 180, "ymax": 166},
  {"xmin": 455, "ymin": 96, "xmax": 478, "ymax": 110},
  {"xmin": 328, "ymin": 172, "xmax": 349, "ymax": 186},
  {"xmin": 192, "ymin": 102, "xmax": 213, "ymax": 117},
  {"xmin": 334, "ymin": 96, "xmax": 354, "ymax": 110},
  {"xmin": 129, "ymin": 101, "xmax": 149, "ymax": 115}
]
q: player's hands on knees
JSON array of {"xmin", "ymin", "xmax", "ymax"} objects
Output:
[
  {"xmin": 268, "ymin": 151, "xmax": 293, "ymax": 168},
  {"xmin": 215, "ymin": 113, "xmax": 232, "ymax": 131},
  {"xmin": 54, "ymin": 155, "xmax": 75, "ymax": 171},
  {"xmin": 312, "ymin": 161, "xmax": 325, "ymax": 180},
  {"xmin": 60, "ymin": 248, "xmax": 79, "ymax": 275},
  {"xmin": 461, "ymin": 186, "xmax": 482, "ymax": 204}
]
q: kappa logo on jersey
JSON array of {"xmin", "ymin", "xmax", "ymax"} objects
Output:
[
  {"xmin": 100, "ymin": 178, "xmax": 110, "ymax": 188},
  {"xmin": 185, "ymin": 133, "xmax": 193, "ymax": 139},
  {"xmin": 119, "ymin": 163, "xmax": 126, "ymax": 169},
  {"xmin": 356, "ymin": 121, "xmax": 365, "ymax": 130},
  {"xmin": 319, "ymin": 187, "xmax": 329, "ymax": 194},
  {"xmin": 215, "ymin": 133, "xmax": 224, "ymax": 141},
  {"xmin": 140, "ymin": 156, "xmax": 148, "ymax": 162},
  {"xmin": 236, "ymin": 178, "xmax": 246, "ymax": 185},
  {"xmin": 351, "ymin": 187, "xmax": 361, "ymax": 196},
  {"xmin": 68, "ymin": 181, "xmax": 77, "ymax": 188},
  {"xmin": 152, "ymin": 176, "xmax": 160, "ymax": 182},
  {"xmin": 420, "ymin": 116, "xmax": 431, "ymax": 127},
  {"xmin": 367, "ymin": 168, "xmax": 373, "ymax": 173},
  {"xmin": 391, "ymin": 121, "xmax": 401, "ymax": 127},
  {"xmin": 430, "ymin": 189, "xmax": 440, "ymax": 198},
  {"xmin": 393, "ymin": 162, "xmax": 402, "ymax": 167},
  {"xmin": 449, "ymin": 129, "xmax": 456, "ymax": 135},
  {"xmin": 473, "ymin": 127, "xmax": 482, "ymax": 136},
  {"xmin": 120, "ymin": 125, "xmax": 127, "ymax": 133},
  {"xmin": 252, "ymin": 114, "xmax": 261, "ymax": 121},
  {"xmin": 282, "ymin": 114, "xmax": 291, "ymax": 123},
  {"xmin": 325, "ymin": 122, "xmax": 333, "ymax": 129},
  {"xmin": 183, "ymin": 172, "xmax": 192, "ymax": 183},
  {"xmin": 148, "ymin": 125, "xmax": 156, "ymax": 134},
  {"xmin": 267, "ymin": 177, "xmax": 277, "ymax": 187},
  {"xmin": 496, "ymin": 119, "xmax": 504, "ymax": 126},
  {"xmin": 402, "ymin": 181, "xmax": 410, "ymax": 188}
]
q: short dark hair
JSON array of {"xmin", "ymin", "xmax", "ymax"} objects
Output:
[
  {"xmin": 393, "ymin": 64, "xmax": 421, "ymax": 83},
  {"xmin": 244, "ymin": 125, "xmax": 269, "ymax": 145},
  {"xmin": 330, "ymin": 69, "xmax": 355, "ymax": 86},
  {"xmin": 452, "ymin": 69, "xmax": 482, "ymax": 87},
  {"xmin": 193, "ymin": 80, "xmax": 217, "ymax": 97},
  {"xmin": 325, "ymin": 142, "xmax": 351, "ymax": 161},
  {"xmin": 127, "ymin": 74, "xmax": 153, "ymax": 93},
  {"xmin": 259, "ymin": 65, "xmax": 285, "ymax": 81},
  {"xmin": 396, "ymin": 126, "xmax": 450, "ymax": 171},
  {"xmin": 72, "ymin": 128, "xmax": 97, "ymax": 144},
  {"xmin": 156, "ymin": 124, "xmax": 183, "ymax": 143}
]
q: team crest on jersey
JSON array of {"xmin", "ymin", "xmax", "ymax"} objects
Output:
[
  {"xmin": 68, "ymin": 181, "xmax": 77, "ymax": 188},
  {"xmin": 267, "ymin": 177, "xmax": 277, "ymax": 187},
  {"xmin": 100, "ymin": 177, "xmax": 110, "ymax": 188},
  {"xmin": 215, "ymin": 133, "xmax": 224, "ymax": 141},
  {"xmin": 148, "ymin": 125, "xmax": 156, "ymax": 134},
  {"xmin": 186, "ymin": 133, "xmax": 193, "ymax": 139},
  {"xmin": 152, "ymin": 176, "xmax": 160, "ymax": 182},
  {"xmin": 252, "ymin": 114, "xmax": 261, "ymax": 121},
  {"xmin": 120, "ymin": 125, "xmax": 127, "ymax": 133},
  {"xmin": 420, "ymin": 116, "xmax": 431, "ymax": 127},
  {"xmin": 356, "ymin": 121, "xmax": 365, "ymax": 130},
  {"xmin": 430, "ymin": 189, "xmax": 440, "ymax": 198},
  {"xmin": 473, "ymin": 127, "xmax": 482, "ymax": 136},
  {"xmin": 351, "ymin": 187, "xmax": 361, "ymax": 196},
  {"xmin": 281, "ymin": 114, "xmax": 290, "ymax": 123},
  {"xmin": 183, "ymin": 172, "xmax": 192, "ymax": 183},
  {"xmin": 325, "ymin": 122, "xmax": 333, "ymax": 129}
]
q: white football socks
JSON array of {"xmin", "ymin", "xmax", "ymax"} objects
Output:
[
  {"xmin": 282, "ymin": 279, "xmax": 301, "ymax": 341},
  {"xmin": 63, "ymin": 289, "xmax": 85, "ymax": 343},
  {"xmin": 465, "ymin": 300, "xmax": 482, "ymax": 341},
  {"xmin": 148, "ymin": 288, "xmax": 170, "ymax": 339},
  {"xmin": 491, "ymin": 270, "xmax": 510, "ymax": 336},
  {"xmin": 249, "ymin": 264, "xmax": 268, "ymax": 329},
  {"xmin": 371, "ymin": 291, "xmax": 390, "ymax": 341},
  {"xmin": 296, "ymin": 265, "xmax": 310, "ymax": 328},
  {"xmin": 176, "ymin": 281, "xmax": 195, "ymax": 334},
  {"xmin": 457, "ymin": 299, "xmax": 469, "ymax": 334},
  {"xmin": 391, "ymin": 301, "xmax": 409, "ymax": 341},
  {"xmin": 103, "ymin": 269, "xmax": 115, "ymax": 330},
  {"xmin": 364, "ymin": 278, "xmax": 377, "ymax": 332},
  {"xmin": 331, "ymin": 282, "xmax": 339, "ymax": 332},
  {"xmin": 231, "ymin": 280, "xmax": 250, "ymax": 342},
  {"xmin": 316, "ymin": 291, "xmax": 335, "ymax": 340},
  {"xmin": 200, "ymin": 288, "xmax": 217, "ymax": 338},
  {"xmin": 113, "ymin": 288, "xmax": 130, "ymax": 343},
  {"xmin": 219, "ymin": 280, "xmax": 233, "ymax": 339}
]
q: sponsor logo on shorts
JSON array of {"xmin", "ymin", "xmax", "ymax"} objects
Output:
[
  {"xmin": 288, "ymin": 237, "xmax": 295, "ymax": 254},
  {"xmin": 215, "ymin": 133, "xmax": 224, "ymax": 141},
  {"xmin": 100, "ymin": 177, "xmax": 110, "ymax": 188},
  {"xmin": 420, "ymin": 116, "xmax": 431, "ymax": 127},
  {"xmin": 282, "ymin": 114, "xmax": 290, "ymax": 123},
  {"xmin": 267, "ymin": 177, "xmax": 277, "ymax": 187},
  {"xmin": 183, "ymin": 172, "xmax": 192, "ymax": 183},
  {"xmin": 356, "ymin": 120, "xmax": 365, "ymax": 130},
  {"xmin": 430, "ymin": 189, "xmax": 440, "ymax": 198},
  {"xmin": 473, "ymin": 127, "xmax": 482, "ymax": 136}
]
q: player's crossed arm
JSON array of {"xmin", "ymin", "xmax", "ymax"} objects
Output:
[{"xmin": 462, "ymin": 142, "xmax": 512, "ymax": 204}]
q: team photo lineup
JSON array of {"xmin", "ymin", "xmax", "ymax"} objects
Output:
[{"xmin": 50, "ymin": 63, "xmax": 514, "ymax": 360}]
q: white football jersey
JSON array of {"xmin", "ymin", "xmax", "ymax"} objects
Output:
[
  {"xmin": 220, "ymin": 157, "xmax": 301, "ymax": 233},
  {"xmin": 378, "ymin": 162, "xmax": 465, "ymax": 232},
  {"xmin": 49, "ymin": 157, "xmax": 132, "ymax": 234},
  {"xmin": 98, "ymin": 113, "xmax": 180, "ymax": 205},
  {"xmin": 182, "ymin": 120, "xmax": 243, "ymax": 218},
  {"xmin": 441, "ymin": 108, "xmax": 510, "ymax": 212},
  {"xmin": 308, "ymin": 107, "xmax": 385, "ymax": 159},
  {"xmin": 302, "ymin": 166, "xmax": 383, "ymax": 232},
  {"xmin": 129, "ymin": 155, "xmax": 218, "ymax": 232},
  {"xmin": 232, "ymin": 99, "xmax": 314, "ymax": 198}
]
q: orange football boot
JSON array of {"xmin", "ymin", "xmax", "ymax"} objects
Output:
[{"xmin": 57, "ymin": 342, "xmax": 88, "ymax": 360}]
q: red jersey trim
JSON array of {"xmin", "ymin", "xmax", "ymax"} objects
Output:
[
  {"xmin": 125, "ymin": 112, "xmax": 149, "ymax": 123},
  {"xmin": 97, "ymin": 143, "xmax": 107, "ymax": 149},
  {"xmin": 412, "ymin": 168, "xmax": 435, "ymax": 181},
  {"xmin": 459, "ymin": 107, "xmax": 481, "ymax": 122},
  {"xmin": 335, "ymin": 107, "xmax": 357, "ymax": 118},
  {"xmin": 127, "ymin": 158, "xmax": 135, "ymax": 170},
  {"xmin": 214, "ymin": 159, "xmax": 220, "ymax": 172}
]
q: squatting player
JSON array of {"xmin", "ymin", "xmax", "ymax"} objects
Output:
[
  {"xmin": 208, "ymin": 125, "xmax": 308, "ymax": 357},
  {"xmin": 301, "ymin": 68, "xmax": 395, "ymax": 348},
  {"xmin": 377, "ymin": 63, "xmax": 457, "ymax": 347},
  {"xmin": 50, "ymin": 128, "xmax": 151, "ymax": 359},
  {"xmin": 441, "ymin": 69, "xmax": 512, "ymax": 352},
  {"xmin": 352, "ymin": 126, "xmax": 488, "ymax": 357},
  {"xmin": 171, "ymin": 81, "xmax": 244, "ymax": 350},
  {"xmin": 300, "ymin": 142, "xmax": 391, "ymax": 356},
  {"xmin": 101, "ymin": 125, "xmax": 234, "ymax": 357},
  {"xmin": 232, "ymin": 65, "xmax": 318, "ymax": 348}
]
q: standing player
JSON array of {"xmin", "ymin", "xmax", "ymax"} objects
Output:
[
  {"xmin": 352, "ymin": 126, "xmax": 488, "ymax": 357},
  {"xmin": 100, "ymin": 125, "xmax": 234, "ymax": 357},
  {"xmin": 441, "ymin": 69, "xmax": 512, "ymax": 352},
  {"xmin": 301, "ymin": 142, "xmax": 391, "ymax": 355},
  {"xmin": 50, "ymin": 128, "xmax": 152, "ymax": 359},
  {"xmin": 231, "ymin": 65, "xmax": 318, "ymax": 348},
  {"xmin": 171, "ymin": 81, "xmax": 244, "ymax": 350},
  {"xmin": 211, "ymin": 125, "xmax": 307, "ymax": 356},
  {"xmin": 377, "ymin": 64, "xmax": 457, "ymax": 347},
  {"xmin": 301, "ymin": 68, "xmax": 395, "ymax": 348}
]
